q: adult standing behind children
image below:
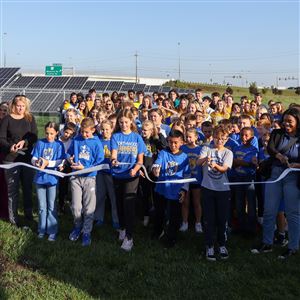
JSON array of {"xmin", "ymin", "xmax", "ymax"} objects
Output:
[
  {"xmin": 0, "ymin": 96, "xmax": 37, "ymax": 226},
  {"xmin": 0, "ymin": 102, "xmax": 9, "ymax": 220}
]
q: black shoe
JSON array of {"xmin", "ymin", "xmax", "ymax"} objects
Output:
[
  {"xmin": 251, "ymin": 243, "xmax": 272, "ymax": 254},
  {"xmin": 278, "ymin": 249, "xmax": 297, "ymax": 260},
  {"xmin": 274, "ymin": 233, "xmax": 288, "ymax": 247},
  {"xmin": 205, "ymin": 247, "xmax": 217, "ymax": 261},
  {"xmin": 219, "ymin": 246, "xmax": 229, "ymax": 260}
]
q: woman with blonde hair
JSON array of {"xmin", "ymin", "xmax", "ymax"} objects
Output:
[{"xmin": 0, "ymin": 95, "xmax": 38, "ymax": 225}]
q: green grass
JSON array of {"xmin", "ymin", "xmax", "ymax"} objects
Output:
[{"xmin": 1, "ymin": 213, "xmax": 300, "ymax": 299}]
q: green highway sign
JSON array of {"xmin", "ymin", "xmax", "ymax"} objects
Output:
[{"xmin": 45, "ymin": 65, "xmax": 62, "ymax": 76}]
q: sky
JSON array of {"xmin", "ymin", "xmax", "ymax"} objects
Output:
[{"xmin": 0, "ymin": 0, "xmax": 299, "ymax": 87}]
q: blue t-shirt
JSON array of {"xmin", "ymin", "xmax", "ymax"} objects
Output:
[
  {"xmin": 225, "ymin": 137, "xmax": 239, "ymax": 152},
  {"xmin": 196, "ymin": 127, "xmax": 205, "ymax": 143},
  {"xmin": 67, "ymin": 135, "xmax": 104, "ymax": 177},
  {"xmin": 154, "ymin": 149, "xmax": 191, "ymax": 200},
  {"xmin": 111, "ymin": 132, "xmax": 146, "ymax": 179},
  {"xmin": 236, "ymin": 135, "xmax": 259, "ymax": 150},
  {"xmin": 233, "ymin": 144, "xmax": 258, "ymax": 177},
  {"xmin": 32, "ymin": 139, "xmax": 65, "ymax": 186},
  {"xmin": 181, "ymin": 144, "xmax": 202, "ymax": 185},
  {"xmin": 230, "ymin": 132, "xmax": 240, "ymax": 142}
]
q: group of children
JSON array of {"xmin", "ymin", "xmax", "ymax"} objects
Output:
[{"xmin": 1, "ymin": 88, "xmax": 299, "ymax": 261}]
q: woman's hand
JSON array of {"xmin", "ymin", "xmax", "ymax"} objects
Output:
[
  {"xmin": 15, "ymin": 140, "xmax": 25, "ymax": 150},
  {"xmin": 10, "ymin": 144, "xmax": 18, "ymax": 153},
  {"xmin": 275, "ymin": 153, "xmax": 289, "ymax": 165}
]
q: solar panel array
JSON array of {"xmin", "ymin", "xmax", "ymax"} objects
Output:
[
  {"xmin": 1, "ymin": 71, "xmax": 196, "ymax": 113},
  {"xmin": 11, "ymin": 76, "xmax": 35, "ymax": 88},
  {"xmin": 0, "ymin": 68, "xmax": 20, "ymax": 87}
]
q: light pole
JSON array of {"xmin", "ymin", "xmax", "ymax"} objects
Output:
[
  {"xmin": 209, "ymin": 64, "xmax": 212, "ymax": 83},
  {"xmin": 178, "ymin": 42, "xmax": 181, "ymax": 81}
]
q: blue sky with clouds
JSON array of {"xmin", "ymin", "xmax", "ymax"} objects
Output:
[{"xmin": 1, "ymin": 0, "xmax": 299, "ymax": 86}]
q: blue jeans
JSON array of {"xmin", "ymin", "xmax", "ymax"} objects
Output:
[
  {"xmin": 235, "ymin": 175, "xmax": 257, "ymax": 233},
  {"xmin": 36, "ymin": 184, "xmax": 58, "ymax": 235},
  {"xmin": 263, "ymin": 166, "xmax": 300, "ymax": 250}
]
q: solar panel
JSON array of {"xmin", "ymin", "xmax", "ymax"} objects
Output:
[
  {"xmin": 45, "ymin": 77, "xmax": 70, "ymax": 89},
  {"xmin": 0, "ymin": 68, "xmax": 20, "ymax": 87},
  {"xmin": 93, "ymin": 81, "xmax": 109, "ymax": 91},
  {"xmin": 0, "ymin": 90, "xmax": 17, "ymax": 102},
  {"xmin": 121, "ymin": 82, "xmax": 135, "ymax": 91},
  {"xmin": 64, "ymin": 77, "xmax": 88, "ymax": 90},
  {"xmin": 27, "ymin": 76, "xmax": 53, "ymax": 89},
  {"xmin": 161, "ymin": 86, "xmax": 172, "ymax": 93},
  {"xmin": 31, "ymin": 93, "xmax": 58, "ymax": 112},
  {"xmin": 105, "ymin": 81, "xmax": 124, "ymax": 91},
  {"xmin": 133, "ymin": 83, "xmax": 146, "ymax": 92},
  {"xmin": 10, "ymin": 76, "xmax": 35, "ymax": 88},
  {"xmin": 148, "ymin": 85, "xmax": 160, "ymax": 93},
  {"xmin": 46, "ymin": 93, "xmax": 65, "ymax": 112},
  {"xmin": 82, "ymin": 81, "xmax": 96, "ymax": 90}
]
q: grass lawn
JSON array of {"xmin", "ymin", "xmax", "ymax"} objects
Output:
[{"xmin": 1, "ymin": 211, "xmax": 300, "ymax": 299}]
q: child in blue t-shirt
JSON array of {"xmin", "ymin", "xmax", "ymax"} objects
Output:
[
  {"xmin": 94, "ymin": 119, "xmax": 119, "ymax": 229},
  {"xmin": 233, "ymin": 127, "xmax": 258, "ymax": 234},
  {"xmin": 110, "ymin": 109, "xmax": 146, "ymax": 252},
  {"xmin": 31, "ymin": 122, "xmax": 65, "ymax": 241},
  {"xmin": 152, "ymin": 130, "xmax": 191, "ymax": 248},
  {"xmin": 67, "ymin": 117, "xmax": 104, "ymax": 246},
  {"xmin": 180, "ymin": 128, "xmax": 203, "ymax": 233}
]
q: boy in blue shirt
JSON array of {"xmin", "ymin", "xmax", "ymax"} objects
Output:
[
  {"xmin": 233, "ymin": 127, "xmax": 258, "ymax": 234},
  {"xmin": 67, "ymin": 118, "xmax": 104, "ymax": 246},
  {"xmin": 152, "ymin": 130, "xmax": 191, "ymax": 248}
]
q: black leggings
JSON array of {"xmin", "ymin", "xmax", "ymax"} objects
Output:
[
  {"xmin": 201, "ymin": 187, "xmax": 230, "ymax": 247},
  {"xmin": 114, "ymin": 177, "xmax": 139, "ymax": 239}
]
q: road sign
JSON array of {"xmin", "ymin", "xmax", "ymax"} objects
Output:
[{"xmin": 45, "ymin": 65, "xmax": 62, "ymax": 76}]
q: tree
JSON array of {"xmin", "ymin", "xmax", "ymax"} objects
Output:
[
  {"xmin": 295, "ymin": 87, "xmax": 300, "ymax": 96},
  {"xmin": 272, "ymin": 87, "xmax": 282, "ymax": 95},
  {"xmin": 261, "ymin": 87, "xmax": 268, "ymax": 94},
  {"xmin": 249, "ymin": 82, "xmax": 258, "ymax": 95}
]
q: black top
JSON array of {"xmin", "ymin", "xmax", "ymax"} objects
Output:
[{"xmin": 0, "ymin": 114, "xmax": 38, "ymax": 162}]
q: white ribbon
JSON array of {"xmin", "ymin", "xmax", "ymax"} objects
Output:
[
  {"xmin": 0, "ymin": 162, "xmax": 197, "ymax": 184},
  {"xmin": 224, "ymin": 168, "xmax": 300, "ymax": 186}
]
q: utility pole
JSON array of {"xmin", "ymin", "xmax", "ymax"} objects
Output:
[
  {"xmin": 178, "ymin": 42, "xmax": 181, "ymax": 81},
  {"xmin": 134, "ymin": 51, "xmax": 138, "ymax": 83}
]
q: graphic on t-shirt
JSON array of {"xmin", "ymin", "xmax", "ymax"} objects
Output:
[
  {"xmin": 103, "ymin": 145, "xmax": 111, "ymax": 159},
  {"xmin": 79, "ymin": 145, "xmax": 91, "ymax": 160},
  {"xmin": 42, "ymin": 148, "xmax": 54, "ymax": 160},
  {"xmin": 208, "ymin": 152, "xmax": 223, "ymax": 180},
  {"xmin": 166, "ymin": 161, "xmax": 178, "ymax": 176},
  {"xmin": 117, "ymin": 141, "xmax": 138, "ymax": 156}
]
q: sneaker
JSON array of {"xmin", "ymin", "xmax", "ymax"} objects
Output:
[
  {"xmin": 251, "ymin": 243, "xmax": 272, "ymax": 254},
  {"xmin": 195, "ymin": 222, "xmax": 203, "ymax": 233},
  {"xmin": 118, "ymin": 229, "xmax": 126, "ymax": 241},
  {"xmin": 121, "ymin": 237, "xmax": 133, "ymax": 252},
  {"xmin": 112, "ymin": 222, "xmax": 120, "ymax": 230},
  {"xmin": 95, "ymin": 219, "xmax": 104, "ymax": 227},
  {"xmin": 274, "ymin": 232, "xmax": 288, "ymax": 247},
  {"xmin": 82, "ymin": 233, "xmax": 91, "ymax": 247},
  {"xmin": 69, "ymin": 227, "xmax": 82, "ymax": 241},
  {"xmin": 219, "ymin": 246, "xmax": 229, "ymax": 260},
  {"xmin": 206, "ymin": 247, "xmax": 217, "ymax": 262},
  {"xmin": 179, "ymin": 222, "xmax": 188, "ymax": 232},
  {"xmin": 278, "ymin": 249, "xmax": 297, "ymax": 260},
  {"xmin": 48, "ymin": 234, "xmax": 57, "ymax": 242},
  {"xmin": 37, "ymin": 233, "xmax": 45, "ymax": 239},
  {"xmin": 143, "ymin": 216, "xmax": 150, "ymax": 227}
]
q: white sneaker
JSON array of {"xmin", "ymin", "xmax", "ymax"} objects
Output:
[
  {"xmin": 143, "ymin": 216, "xmax": 150, "ymax": 227},
  {"xmin": 219, "ymin": 246, "xmax": 229, "ymax": 260},
  {"xmin": 179, "ymin": 222, "xmax": 188, "ymax": 232},
  {"xmin": 118, "ymin": 229, "xmax": 126, "ymax": 241},
  {"xmin": 121, "ymin": 237, "xmax": 133, "ymax": 252},
  {"xmin": 195, "ymin": 222, "xmax": 203, "ymax": 233},
  {"xmin": 206, "ymin": 247, "xmax": 216, "ymax": 261}
]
